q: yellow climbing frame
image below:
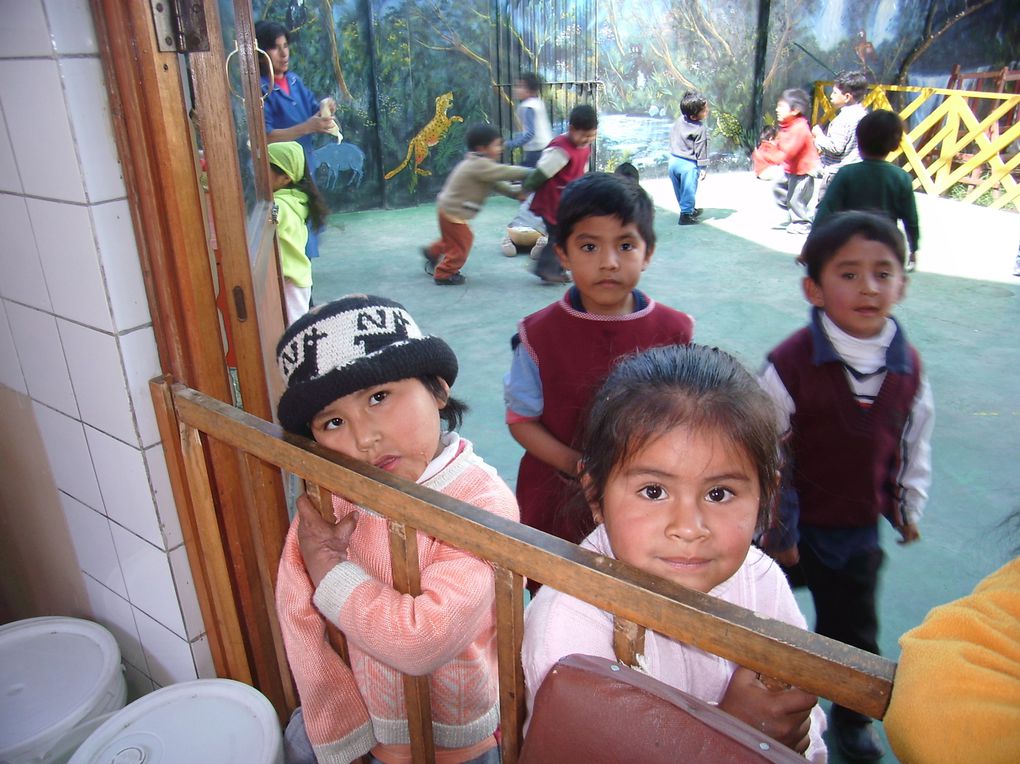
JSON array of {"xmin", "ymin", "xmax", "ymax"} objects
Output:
[{"xmin": 813, "ymin": 82, "xmax": 1020, "ymax": 210}]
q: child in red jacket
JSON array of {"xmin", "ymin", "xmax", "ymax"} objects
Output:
[{"xmin": 773, "ymin": 89, "xmax": 820, "ymax": 235}]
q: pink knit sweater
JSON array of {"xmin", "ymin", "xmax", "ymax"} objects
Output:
[{"xmin": 276, "ymin": 436, "xmax": 520, "ymax": 763}]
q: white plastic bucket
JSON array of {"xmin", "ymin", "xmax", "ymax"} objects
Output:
[
  {"xmin": 68, "ymin": 679, "xmax": 283, "ymax": 764},
  {"xmin": 0, "ymin": 617, "xmax": 127, "ymax": 764}
]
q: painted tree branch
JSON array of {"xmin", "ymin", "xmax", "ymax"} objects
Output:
[
  {"xmin": 895, "ymin": 0, "xmax": 997, "ymax": 85},
  {"xmin": 320, "ymin": 0, "xmax": 352, "ymax": 101}
]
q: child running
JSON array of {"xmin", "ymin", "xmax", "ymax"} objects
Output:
[
  {"xmin": 275, "ymin": 295, "xmax": 519, "ymax": 764},
  {"xmin": 505, "ymin": 173, "xmax": 694, "ymax": 559},
  {"xmin": 521, "ymin": 344, "xmax": 827, "ymax": 760},
  {"xmin": 773, "ymin": 88, "xmax": 820, "ymax": 235},
  {"xmin": 423, "ymin": 123, "xmax": 531, "ymax": 285},
  {"xmin": 267, "ymin": 141, "xmax": 330, "ymax": 325},
  {"xmin": 759, "ymin": 211, "xmax": 934, "ymax": 761}
]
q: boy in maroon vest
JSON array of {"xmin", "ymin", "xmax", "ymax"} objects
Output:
[
  {"xmin": 520, "ymin": 104, "xmax": 598, "ymax": 284},
  {"xmin": 759, "ymin": 211, "xmax": 934, "ymax": 761},
  {"xmin": 504, "ymin": 173, "xmax": 695, "ymax": 575}
]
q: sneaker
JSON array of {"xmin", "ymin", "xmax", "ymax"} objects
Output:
[
  {"xmin": 421, "ymin": 247, "xmax": 439, "ymax": 276},
  {"xmin": 678, "ymin": 214, "xmax": 698, "ymax": 225},
  {"xmin": 529, "ymin": 235, "xmax": 548, "ymax": 261},
  {"xmin": 786, "ymin": 224, "xmax": 810, "ymax": 235},
  {"xmin": 434, "ymin": 272, "xmax": 466, "ymax": 286},
  {"xmin": 692, "ymin": 208, "xmax": 703, "ymax": 218},
  {"xmin": 535, "ymin": 270, "xmax": 570, "ymax": 285},
  {"xmin": 500, "ymin": 234, "xmax": 518, "ymax": 257}
]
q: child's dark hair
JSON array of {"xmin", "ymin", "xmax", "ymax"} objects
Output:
[
  {"xmin": 254, "ymin": 20, "xmax": 288, "ymax": 78},
  {"xmin": 270, "ymin": 158, "xmax": 330, "ymax": 231},
  {"xmin": 833, "ymin": 70, "xmax": 869, "ymax": 102},
  {"xmin": 759, "ymin": 124, "xmax": 778, "ymax": 142},
  {"xmin": 568, "ymin": 104, "xmax": 598, "ymax": 131},
  {"xmin": 517, "ymin": 72, "xmax": 542, "ymax": 94},
  {"xmin": 779, "ymin": 88, "xmax": 810, "ymax": 116},
  {"xmin": 555, "ymin": 172, "xmax": 655, "ymax": 249},
  {"xmin": 579, "ymin": 344, "xmax": 781, "ymax": 534},
  {"xmin": 856, "ymin": 110, "xmax": 903, "ymax": 158},
  {"xmin": 798, "ymin": 211, "xmax": 907, "ymax": 282},
  {"xmin": 465, "ymin": 123, "xmax": 501, "ymax": 152},
  {"xmin": 419, "ymin": 376, "xmax": 468, "ymax": 432},
  {"xmin": 613, "ymin": 162, "xmax": 639, "ymax": 182},
  {"xmin": 680, "ymin": 91, "xmax": 708, "ymax": 120}
]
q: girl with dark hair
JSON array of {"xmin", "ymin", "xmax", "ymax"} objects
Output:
[{"xmin": 521, "ymin": 343, "xmax": 827, "ymax": 760}]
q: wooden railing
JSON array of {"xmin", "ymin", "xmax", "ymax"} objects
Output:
[
  {"xmin": 152, "ymin": 378, "xmax": 897, "ymax": 764},
  {"xmin": 812, "ymin": 81, "xmax": 1020, "ymax": 210}
]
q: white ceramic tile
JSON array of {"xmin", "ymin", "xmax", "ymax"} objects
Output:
[
  {"xmin": 0, "ymin": 194, "xmax": 49, "ymax": 309},
  {"xmin": 110, "ymin": 522, "xmax": 187, "ymax": 638},
  {"xmin": 82, "ymin": 573, "xmax": 147, "ymax": 673},
  {"xmin": 0, "ymin": 0, "xmax": 52, "ymax": 56},
  {"xmin": 59, "ymin": 319, "xmax": 137, "ymax": 443},
  {"xmin": 32, "ymin": 400, "xmax": 103, "ymax": 508},
  {"xmin": 0, "ymin": 302, "xmax": 27, "ymax": 393},
  {"xmin": 92, "ymin": 200, "xmax": 149, "ymax": 331},
  {"xmin": 7, "ymin": 302, "xmax": 77, "ymax": 416},
  {"xmin": 86, "ymin": 425, "xmax": 162, "ymax": 546},
  {"xmin": 60, "ymin": 59, "xmax": 124, "ymax": 202},
  {"xmin": 0, "ymin": 107, "xmax": 22, "ymax": 193},
  {"xmin": 168, "ymin": 544, "xmax": 204, "ymax": 640},
  {"xmin": 120, "ymin": 326, "xmax": 161, "ymax": 447},
  {"xmin": 191, "ymin": 634, "xmax": 216, "ymax": 679},
  {"xmin": 29, "ymin": 198, "xmax": 112, "ymax": 331},
  {"xmin": 0, "ymin": 60, "xmax": 85, "ymax": 202},
  {"xmin": 122, "ymin": 660, "xmax": 155, "ymax": 702},
  {"xmin": 135, "ymin": 609, "xmax": 198, "ymax": 687},
  {"xmin": 147, "ymin": 444, "xmax": 183, "ymax": 548},
  {"xmin": 58, "ymin": 491, "xmax": 128, "ymax": 597},
  {"xmin": 43, "ymin": 0, "xmax": 98, "ymax": 55}
]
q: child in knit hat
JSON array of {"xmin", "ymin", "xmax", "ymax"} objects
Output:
[
  {"xmin": 275, "ymin": 295, "xmax": 519, "ymax": 764},
  {"xmin": 267, "ymin": 141, "xmax": 329, "ymax": 324}
]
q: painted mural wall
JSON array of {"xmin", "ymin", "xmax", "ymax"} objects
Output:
[{"xmin": 251, "ymin": 0, "xmax": 1018, "ymax": 213}]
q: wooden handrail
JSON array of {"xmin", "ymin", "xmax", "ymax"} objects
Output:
[{"xmin": 164, "ymin": 381, "xmax": 896, "ymax": 720}]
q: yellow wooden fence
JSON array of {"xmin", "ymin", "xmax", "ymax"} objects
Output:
[{"xmin": 812, "ymin": 81, "xmax": 1020, "ymax": 210}]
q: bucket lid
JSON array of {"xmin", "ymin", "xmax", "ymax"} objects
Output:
[
  {"xmin": 0, "ymin": 617, "xmax": 122, "ymax": 757},
  {"xmin": 69, "ymin": 679, "xmax": 281, "ymax": 764}
]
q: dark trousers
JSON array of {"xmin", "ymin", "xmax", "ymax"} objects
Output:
[
  {"xmin": 532, "ymin": 217, "xmax": 564, "ymax": 279},
  {"xmin": 785, "ymin": 542, "xmax": 884, "ymax": 724}
]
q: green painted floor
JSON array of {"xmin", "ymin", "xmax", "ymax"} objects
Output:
[{"xmin": 310, "ymin": 172, "xmax": 1019, "ymax": 761}]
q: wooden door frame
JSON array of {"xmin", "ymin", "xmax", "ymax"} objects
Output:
[{"xmin": 89, "ymin": 0, "xmax": 295, "ymax": 716}]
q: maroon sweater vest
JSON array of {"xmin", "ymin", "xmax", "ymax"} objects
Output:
[
  {"xmin": 516, "ymin": 296, "xmax": 694, "ymax": 541},
  {"xmin": 769, "ymin": 327, "xmax": 921, "ymax": 528},
  {"xmin": 529, "ymin": 134, "xmax": 591, "ymax": 225}
]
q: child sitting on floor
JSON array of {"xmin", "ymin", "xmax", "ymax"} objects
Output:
[
  {"xmin": 522, "ymin": 343, "xmax": 827, "ymax": 760},
  {"xmin": 275, "ymin": 295, "xmax": 519, "ymax": 764}
]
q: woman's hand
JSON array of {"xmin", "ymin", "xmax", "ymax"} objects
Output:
[
  {"xmin": 296, "ymin": 494, "xmax": 358, "ymax": 587},
  {"xmin": 719, "ymin": 666, "xmax": 817, "ymax": 753}
]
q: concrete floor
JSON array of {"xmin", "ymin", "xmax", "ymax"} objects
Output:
[{"xmin": 311, "ymin": 171, "xmax": 1019, "ymax": 761}]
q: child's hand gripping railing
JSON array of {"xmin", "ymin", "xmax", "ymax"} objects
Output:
[{"xmin": 156, "ymin": 380, "xmax": 896, "ymax": 764}]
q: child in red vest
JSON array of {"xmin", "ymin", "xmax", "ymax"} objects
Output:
[
  {"xmin": 520, "ymin": 104, "xmax": 599, "ymax": 284},
  {"xmin": 759, "ymin": 211, "xmax": 934, "ymax": 760},
  {"xmin": 772, "ymin": 88, "xmax": 820, "ymax": 235},
  {"xmin": 504, "ymin": 173, "xmax": 694, "ymax": 582}
]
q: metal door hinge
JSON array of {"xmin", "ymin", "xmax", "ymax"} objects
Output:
[{"xmin": 151, "ymin": 0, "xmax": 209, "ymax": 52}]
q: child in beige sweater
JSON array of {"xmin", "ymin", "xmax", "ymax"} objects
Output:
[{"xmin": 422, "ymin": 123, "xmax": 530, "ymax": 285}]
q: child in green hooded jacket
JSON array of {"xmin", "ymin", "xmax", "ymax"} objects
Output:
[{"xmin": 267, "ymin": 141, "xmax": 330, "ymax": 325}]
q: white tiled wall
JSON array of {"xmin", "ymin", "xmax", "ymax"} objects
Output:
[{"xmin": 0, "ymin": 0, "xmax": 209, "ymax": 690}]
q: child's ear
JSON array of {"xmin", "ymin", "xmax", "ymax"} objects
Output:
[
  {"xmin": 555, "ymin": 243, "xmax": 570, "ymax": 270},
  {"xmin": 434, "ymin": 378, "xmax": 451, "ymax": 409},
  {"xmin": 802, "ymin": 276, "xmax": 824, "ymax": 308},
  {"xmin": 579, "ymin": 473, "xmax": 603, "ymax": 523}
]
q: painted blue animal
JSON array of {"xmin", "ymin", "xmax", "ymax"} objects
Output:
[{"xmin": 312, "ymin": 142, "xmax": 365, "ymax": 189}]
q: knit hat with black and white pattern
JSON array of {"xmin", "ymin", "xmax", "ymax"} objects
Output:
[{"xmin": 275, "ymin": 295, "xmax": 458, "ymax": 437}]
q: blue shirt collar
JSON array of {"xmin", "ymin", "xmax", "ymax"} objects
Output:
[{"xmin": 808, "ymin": 307, "xmax": 912, "ymax": 373}]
